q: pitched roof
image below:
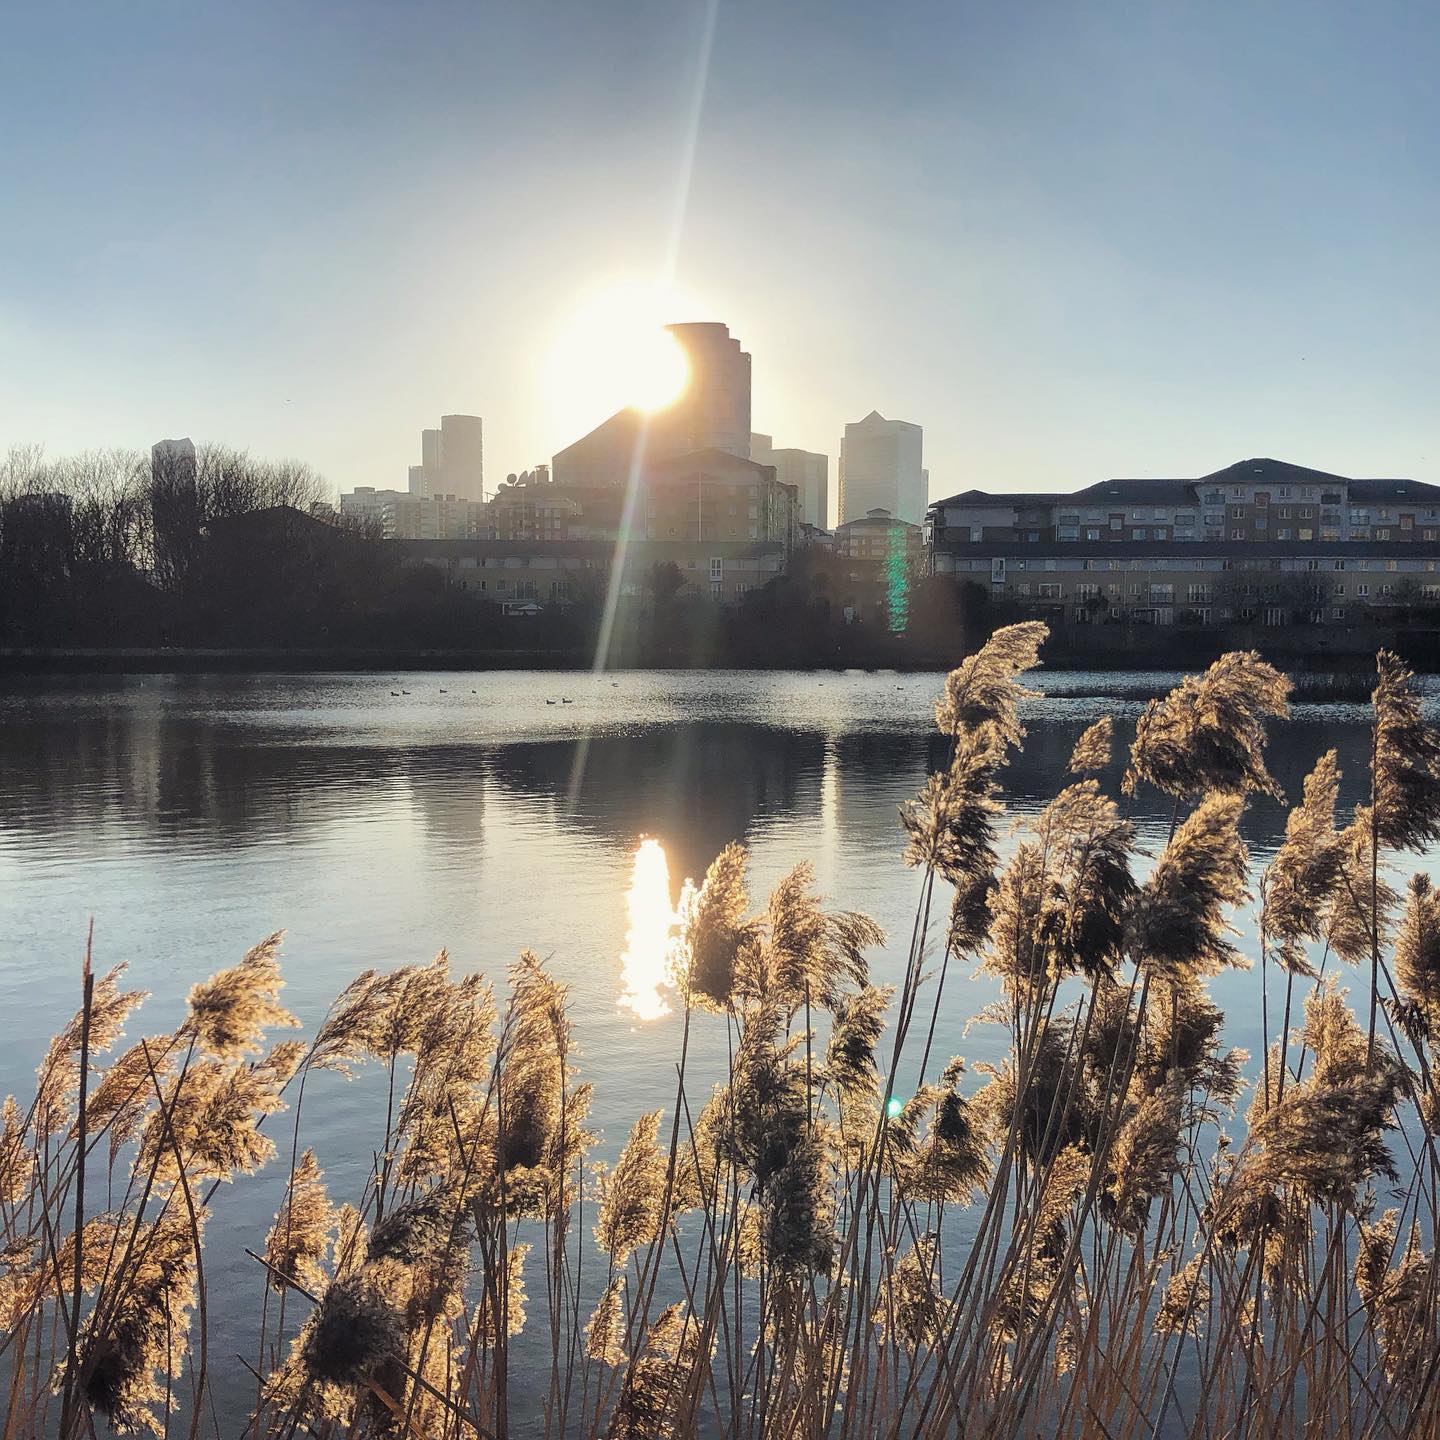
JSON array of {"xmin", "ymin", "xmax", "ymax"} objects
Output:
[
  {"xmin": 1346, "ymin": 477, "xmax": 1440, "ymax": 502},
  {"xmin": 1197, "ymin": 457, "xmax": 1350, "ymax": 487},
  {"xmin": 1070, "ymin": 478, "xmax": 1199, "ymax": 504}
]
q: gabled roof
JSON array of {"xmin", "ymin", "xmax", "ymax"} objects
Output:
[
  {"xmin": 1347, "ymin": 477, "xmax": 1440, "ymax": 502},
  {"xmin": 930, "ymin": 489, "xmax": 1068, "ymax": 508},
  {"xmin": 1198, "ymin": 457, "xmax": 1350, "ymax": 487},
  {"xmin": 1071, "ymin": 478, "xmax": 1199, "ymax": 504}
]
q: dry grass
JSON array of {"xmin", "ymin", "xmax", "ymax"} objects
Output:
[{"xmin": 3, "ymin": 626, "xmax": 1440, "ymax": 1438}]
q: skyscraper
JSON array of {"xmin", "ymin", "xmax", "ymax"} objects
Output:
[
  {"xmin": 649, "ymin": 322, "xmax": 751, "ymax": 459},
  {"xmin": 420, "ymin": 429, "xmax": 442, "ymax": 497},
  {"xmin": 838, "ymin": 411, "xmax": 925, "ymax": 525},
  {"xmin": 751, "ymin": 433, "xmax": 829, "ymax": 529},
  {"xmin": 439, "ymin": 414, "xmax": 484, "ymax": 501}
]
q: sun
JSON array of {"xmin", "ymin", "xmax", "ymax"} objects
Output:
[
  {"xmin": 544, "ymin": 279, "xmax": 694, "ymax": 440},
  {"xmin": 627, "ymin": 328, "xmax": 690, "ymax": 412}
]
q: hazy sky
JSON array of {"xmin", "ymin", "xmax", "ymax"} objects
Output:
[{"xmin": 2, "ymin": 0, "xmax": 1437, "ymax": 505}]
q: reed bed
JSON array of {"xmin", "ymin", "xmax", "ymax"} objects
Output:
[{"xmin": 4, "ymin": 625, "xmax": 1440, "ymax": 1438}]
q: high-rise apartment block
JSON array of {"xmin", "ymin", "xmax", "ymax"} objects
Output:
[{"xmin": 751, "ymin": 433, "xmax": 829, "ymax": 529}]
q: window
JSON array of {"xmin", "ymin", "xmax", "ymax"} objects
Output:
[
  {"xmin": 1334, "ymin": 584, "xmax": 1346, "ymax": 597},
  {"xmin": 1187, "ymin": 584, "xmax": 1212, "ymax": 603},
  {"xmin": 1058, "ymin": 525, "xmax": 1079, "ymax": 540},
  {"xmin": 1255, "ymin": 493, "xmax": 1270, "ymax": 508},
  {"xmin": 1230, "ymin": 529, "xmax": 1245, "ymax": 540},
  {"xmin": 710, "ymin": 556, "xmax": 724, "ymax": 581},
  {"xmin": 1298, "ymin": 528, "xmax": 1313, "ymax": 541},
  {"xmin": 1277, "ymin": 508, "xmax": 1291, "ymax": 520},
  {"xmin": 710, "ymin": 581, "xmax": 722, "ymax": 598},
  {"xmin": 1230, "ymin": 507, "xmax": 1246, "ymax": 519},
  {"xmin": 969, "ymin": 526, "xmax": 983, "ymax": 542},
  {"xmin": 1036, "ymin": 582, "xmax": 1062, "ymax": 599},
  {"xmin": 1276, "ymin": 528, "xmax": 1292, "ymax": 541},
  {"xmin": 1109, "ymin": 514, "xmax": 1123, "ymax": 531},
  {"xmin": 1376, "ymin": 529, "xmax": 1391, "ymax": 540},
  {"xmin": 1133, "ymin": 528, "xmax": 1148, "ymax": 540},
  {"xmin": 1332, "ymin": 607, "xmax": 1346, "ymax": 620},
  {"xmin": 1059, "ymin": 513, "xmax": 1080, "ymax": 526},
  {"xmin": 1150, "ymin": 583, "xmax": 1174, "ymax": 600},
  {"xmin": 1231, "ymin": 487, "xmax": 1245, "ymax": 498},
  {"xmin": 1358, "ymin": 584, "xmax": 1370, "ymax": 597},
  {"xmin": 1085, "ymin": 527, "xmax": 1101, "ymax": 541}
]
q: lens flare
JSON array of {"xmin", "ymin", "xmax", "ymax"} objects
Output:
[{"xmin": 618, "ymin": 838, "xmax": 679, "ymax": 1020}]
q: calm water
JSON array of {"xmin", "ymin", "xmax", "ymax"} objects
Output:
[{"xmin": 0, "ymin": 668, "xmax": 1422, "ymax": 1415}]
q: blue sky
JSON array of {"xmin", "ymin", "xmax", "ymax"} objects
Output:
[{"xmin": 1, "ymin": 0, "xmax": 1436, "ymax": 503}]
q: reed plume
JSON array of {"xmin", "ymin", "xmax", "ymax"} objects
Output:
[
  {"xmin": 1067, "ymin": 715, "xmax": 1112, "ymax": 774},
  {"xmin": 1123, "ymin": 650, "xmax": 1290, "ymax": 799},
  {"xmin": 185, "ymin": 934, "xmax": 297, "ymax": 1060}
]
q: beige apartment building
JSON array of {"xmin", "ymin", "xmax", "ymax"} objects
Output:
[
  {"xmin": 929, "ymin": 458, "xmax": 1440, "ymax": 548},
  {"xmin": 927, "ymin": 457, "xmax": 1440, "ymax": 627}
]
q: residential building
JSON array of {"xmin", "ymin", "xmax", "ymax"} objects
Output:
[
  {"xmin": 407, "ymin": 465, "xmax": 427, "ymax": 495},
  {"xmin": 639, "ymin": 450, "xmax": 797, "ymax": 549},
  {"xmin": 834, "ymin": 507, "xmax": 925, "ymax": 561},
  {"xmin": 838, "ymin": 412, "xmax": 926, "ymax": 525},
  {"xmin": 401, "ymin": 537, "xmax": 788, "ymax": 607},
  {"xmin": 928, "ymin": 458, "xmax": 1440, "ymax": 549},
  {"xmin": 928, "ymin": 458, "xmax": 1440, "ymax": 628},
  {"xmin": 339, "ymin": 487, "xmax": 486, "ymax": 540},
  {"xmin": 752, "ymin": 433, "xmax": 829, "ymax": 528},
  {"xmin": 502, "ymin": 449, "xmax": 797, "ymax": 552},
  {"xmin": 830, "ymin": 508, "xmax": 925, "ymax": 631}
]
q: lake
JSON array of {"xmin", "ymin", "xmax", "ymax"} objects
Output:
[{"xmin": 0, "ymin": 666, "xmax": 1422, "ymax": 1416}]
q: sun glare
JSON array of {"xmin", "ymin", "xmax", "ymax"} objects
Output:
[
  {"xmin": 545, "ymin": 279, "xmax": 693, "ymax": 440},
  {"xmin": 618, "ymin": 837, "xmax": 679, "ymax": 1021}
]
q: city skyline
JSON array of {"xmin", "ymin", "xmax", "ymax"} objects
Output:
[{"xmin": 2, "ymin": 1, "xmax": 1437, "ymax": 495}]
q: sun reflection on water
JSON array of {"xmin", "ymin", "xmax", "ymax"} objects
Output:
[{"xmin": 618, "ymin": 837, "xmax": 681, "ymax": 1020}]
